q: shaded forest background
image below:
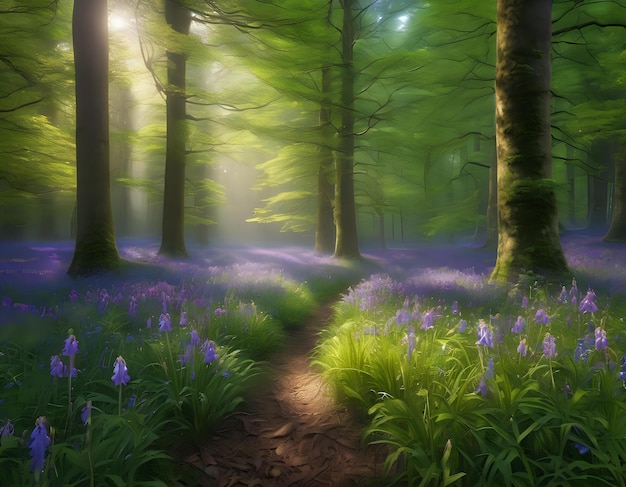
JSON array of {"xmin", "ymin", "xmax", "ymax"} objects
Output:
[{"xmin": 1, "ymin": 0, "xmax": 625, "ymax": 251}]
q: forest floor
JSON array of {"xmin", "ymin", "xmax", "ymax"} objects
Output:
[{"xmin": 175, "ymin": 300, "xmax": 388, "ymax": 487}]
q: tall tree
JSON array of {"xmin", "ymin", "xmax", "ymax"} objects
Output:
[
  {"xmin": 604, "ymin": 146, "xmax": 626, "ymax": 242},
  {"xmin": 333, "ymin": 0, "xmax": 360, "ymax": 258},
  {"xmin": 68, "ymin": 0, "xmax": 120, "ymax": 277},
  {"xmin": 159, "ymin": 0, "xmax": 192, "ymax": 257},
  {"xmin": 490, "ymin": 0, "xmax": 568, "ymax": 282}
]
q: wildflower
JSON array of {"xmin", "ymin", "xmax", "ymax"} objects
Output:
[
  {"xmin": 534, "ymin": 309, "xmax": 550, "ymax": 325},
  {"xmin": 69, "ymin": 290, "xmax": 79, "ymax": 302},
  {"xmin": 407, "ymin": 326, "xmax": 416, "ymax": 361},
  {"xmin": 485, "ymin": 358, "xmax": 495, "ymax": 380},
  {"xmin": 619, "ymin": 354, "xmax": 626, "ymax": 382},
  {"xmin": 476, "ymin": 319, "xmax": 494, "ymax": 348},
  {"xmin": 396, "ymin": 309, "xmax": 410, "ymax": 325},
  {"xmin": 579, "ymin": 290, "xmax": 598, "ymax": 314},
  {"xmin": 97, "ymin": 289, "xmax": 109, "ymax": 313},
  {"xmin": 111, "ymin": 356, "xmax": 131, "ymax": 386},
  {"xmin": 179, "ymin": 344, "xmax": 193, "ymax": 367},
  {"xmin": 420, "ymin": 308, "xmax": 435, "ymax": 330},
  {"xmin": 29, "ymin": 417, "xmax": 51, "ymax": 472},
  {"xmin": 179, "ymin": 311, "xmax": 188, "ymax": 327},
  {"xmin": 521, "ymin": 296, "xmax": 529, "ymax": 309},
  {"xmin": 475, "ymin": 376, "xmax": 488, "ymax": 397},
  {"xmin": 81, "ymin": 400, "xmax": 92, "ymax": 426},
  {"xmin": 203, "ymin": 340, "xmax": 219, "ymax": 364},
  {"xmin": 190, "ymin": 329, "xmax": 201, "ymax": 347},
  {"xmin": 558, "ymin": 285, "xmax": 568, "ymax": 304},
  {"xmin": 0, "ymin": 420, "xmax": 14, "ymax": 437},
  {"xmin": 512, "ymin": 316, "xmax": 525, "ymax": 334},
  {"xmin": 458, "ymin": 319, "xmax": 467, "ymax": 333},
  {"xmin": 61, "ymin": 334, "xmax": 79, "ymax": 378},
  {"xmin": 543, "ymin": 333, "xmax": 557, "ymax": 359},
  {"xmin": 574, "ymin": 443, "xmax": 590, "ymax": 455},
  {"xmin": 451, "ymin": 301, "xmax": 459, "ymax": 315},
  {"xmin": 50, "ymin": 355, "xmax": 66, "ymax": 378},
  {"xmin": 214, "ymin": 307, "xmax": 226, "ymax": 316},
  {"xmin": 158, "ymin": 313, "xmax": 172, "ymax": 332},
  {"xmin": 594, "ymin": 326, "xmax": 608, "ymax": 351},
  {"xmin": 517, "ymin": 338, "xmax": 528, "ymax": 357}
]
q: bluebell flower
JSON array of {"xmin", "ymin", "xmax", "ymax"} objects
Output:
[
  {"xmin": 517, "ymin": 338, "xmax": 528, "ymax": 357},
  {"xmin": 575, "ymin": 443, "xmax": 590, "ymax": 455},
  {"xmin": 190, "ymin": 329, "xmax": 201, "ymax": 347},
  {"xmin": 396, "ymin": 309, "xmax": 410, "ymax": 325},
  {"xmin": 458, "ymin": 319, "xmax": 467, "ymax": 333},
  {"xmin": 128, "ymin": 296, "xmax": 137, "ymax": 317},
  {"xmin": 111, "ymin": 356, "xmax": 131, "ymax": 386},
  {"xmin": 485, "ymin": 358, "xmax": 495, "ymax": 380},
  {"xmin": 543, "ymin": 333, "xmax": 557, "ymax": 359},
  {"xmin": 29, "ymin": 417, "xmax": 51, "ymax": 472},
  {"xmin": 476, "ymin": 320, "xmax": 494, "ymax": 348},
  {"xmin": 558, "ymin": 285, "xmax": 568, "ymax": 304},
  {"xmin": 179, "ymin": 311, "xmax": 188, "ymax": 327},
  {"xmin": 0, "ymin": 420, "xmax": 14, "ymax": 437},
  {"xmin": 475, "ymin": 376, "xmax": 488, "ymax": 397},
  {"xmin": 81, "ymin": 400, "xmax": 92, "ymax": 426},
  {"xmin": 521, "ymin": 296, "xmax": 529, "ymax": 309},
  {"xmin": 61, "ymin": 335, "xmax": 79, "ymax": 378},
  {"xmin": 159, "ymin": 313, "xmax": 172, "ymax": 332},
  {"xmin": 512, "ymin": 316, "xmax": 525, "ymax": 334},
  {"xmin": 451, "ymin": 301, "xmax": 459, "ymax": 315},
  {"xmin": 203, "ymin": 340, "xmax": 219, "ymax": 364},
  {"xmin": 579, "ymin": 290, "xmax": 598, "ymax": 314},
  {"xmin": 420, "ymin": 308, "xmax": 435, "ymax": 330},
  {"xmin": 594, "ymin": 326, "xmax": 608, "ymax": 351},
  {"xmin": 534, "ymin": 309, "xmax": 550, "ymax": 325},
  {"xmin": 50, "ymin": 355, "xmax": 66, "ymax": 378}
]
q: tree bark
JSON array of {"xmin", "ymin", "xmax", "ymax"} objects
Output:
[
  {"xmin": 333, "ymin": 0, "xmax": 360, "ymax": 259},
  {"xmin": 68, "ymin": 0, "xmax": 120, "ymax": 277},
  {"xmin": 315, "ymin": 67, "xmax": 336, "ymax": 254},
  {"xmin": 490, "ymin": 0, "xmax": 568, "ymax": 282},
  {"xmin": 603, "ymin": 144, "xmax": 626, "ymax": 242},
  {"xmin": 159, "ymin": 0, "xmax": 191, "ymax": 257}
]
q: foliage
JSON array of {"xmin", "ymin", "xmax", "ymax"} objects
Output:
[{"xmin": 315, "ymin": 271, "xmax": 626, "ymax": 485}]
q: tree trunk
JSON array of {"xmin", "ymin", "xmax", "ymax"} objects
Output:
[
  {"xmin": 314, "ymin": 67, "xmax": 336, "ymax": 254},
  {"xmin": 587, "ymin": 138, "xmax": 615, "ymax": 230},
  {"xmin": 603, "ymin": 144, "xmax": 626, "ymax": 242},
  {"xmin": 483, "ymin": 152, "xmax": 498, "ymax": 249},
  {"xmin": 68, "ymin": 0, "xmax": 120, "ymax": 277},
  {"xmin": 490, "ymin": 0, "xmax": 568, "ymax": 282},
  {"xmin": 159, "ymin": 1, "xmax": 191, "ymax": 257},
  {"xmin": 333, "ymin": 0, "xmax": 360, "ymax": 259}
]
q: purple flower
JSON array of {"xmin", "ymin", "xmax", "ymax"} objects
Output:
[
  {"xmin": 179, "ymin": 311, "xmax": 188, "ymax": 327},
  {"xmin": 203, "ymin": 340, "xmax": 219, "ymax": 364},
  {"xmin": 594, "ymin": 326, "xmax": 608, "ymax": 351},
  {"xmin": 111, "ymin": 356, "xmax": 131, "ymax": 386},
  {"xmin": 396, "ymin": 309, "xmax": 410, "ymax": 325},
  {"xmin": 485, "ymin": 358, "xmax": 495, "ymax": 380},
  {"xmin": 521, "ymin": 296, "xmax": 529, "ymax": 309},
  {"xmin": 512, "ymin": 316, "xmax": 525, "ymax": 334},
  {"xmin": 558, "ymin": 286, "xmax": 568, "ymax": 304},
  {"xmin": 451, "ymin": 301, "xmax": 459, "ymax": 315},
  {"xmin": 214, "ymin": 307, "xmax": 226, "ymax": 316},
  {"xmin": 579, "ymin": 290, "xmax": 598, "ymax": 314},
  {"xmin": 50, "ymin": 355, "xmax": 66, "ymax": 378},
  {"xmin": 179, "ymin": 344, "xmax": 193, "ymax": 367},
  {"xmin": 62, "ymin": 335, "xmax": 79, "ymax": 357},
  {"xmin": 158, "ymin": 313, "xmax": 172, "ymax": 332},
  {"xmin": 29, "ymin": 417, "xmax": 51, "ymax": 472},
  {"xmin": 543, "ymin": 333, "xmax": 557, "ymax": 359},
  {"xmin": 81, "ymin": 400, "xmax": 92, "ymax": 426},
  {"xmin": 146, "ymin": 316, "xmax": 152, "ymax": 328},
  {"xmin": 407, "ymin": 326, "xmax": 416, "ymax": 361},
  {"xmin": 534, "ymin": 309, "xmax": 550, "ymax": 325},
  {"xmin": 475, "ymin": 376, "xmax": 488, "ymax": 397},
  {"xmin": 190, "ymin": 329, "xmax": 201, "ymax": 347},
  {"xmin": 0, "ymin": 420, "xmax": 14, "ymax": 437},
  {"xmin": 476, "ymin": 320, "xmax": 494, "ymax": 348},
  {"xmin": 128, "ymin": 296, "xmax": 137, "ymax": 317},
  {"xmin": 517, "ymin": 338, "xmax": 528, "ymax": 357},
  {"xmin": 420, "ymin": 308, "xmax": 435, "ymax": 330},
  {"xmin": 458, "ymin": 319, "xmax": 467, "ymax": 333},
  {"xmin": 69, "ymin": 290, "xmax": 79, "ymax": 302},
  {"xmin": 575, "ymin": 443, "xmax": 590, "ymax": 455}
]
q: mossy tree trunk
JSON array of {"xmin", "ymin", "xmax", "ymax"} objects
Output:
[
  {"xmin": 315, "ymin": 67, "xmax": 336, "ymax": 254},
  {"xmin": 159, "ymin": 0, "xmax": 191, "ymax": 258},
  {"xmin": 604, "ymin": 144, "xmax": 626, "ymax": 242},
  {"xmin": 333, "ymin": 0, "xmax": 360, "ymax": 259},
  {"xmin": 490, "ymin": 0, "xmax": 568, "ymax": 282},
  {"xmin": 68, "ymin": 0, "xmax": 120, "ymax": 278}
]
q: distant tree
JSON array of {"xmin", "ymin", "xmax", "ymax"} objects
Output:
[
  {"xmin": 490, "ymin": 0, "xmax": 568, "ymax": 282},
  {"xmin": 159, "ymin": 0, "xmax": 191, "ymax": 257},
  {"xmin": 604, "ymin": 148, "xmax": 626, "ymax": 242},
  {"xmin": 68, "ymin": 0, "xmax": 120, "ymax": 277}
]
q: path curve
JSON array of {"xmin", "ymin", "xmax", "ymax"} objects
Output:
[{"xmin": 178, "ymin": 301, "xmax": 387, "ymax": 486}]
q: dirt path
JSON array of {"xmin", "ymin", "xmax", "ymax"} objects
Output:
[{"xmin": 178, "ymin": 301, "xmax": 388, "ymax": 486}]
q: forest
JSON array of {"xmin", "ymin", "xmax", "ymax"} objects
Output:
[{"xmin": 1, "ymin": 1, "xmax": 626, "ymax": 486}]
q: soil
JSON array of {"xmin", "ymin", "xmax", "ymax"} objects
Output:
[{"xmin": 175, "ymin": 301, "xmax": 388, "ymax": 487}]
